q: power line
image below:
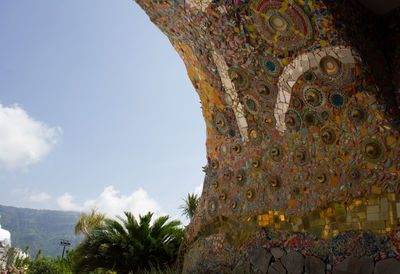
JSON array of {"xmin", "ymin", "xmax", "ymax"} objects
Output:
[{"xmin": 59, "ymin": 240, "xmax": 71, "ymax": 259}]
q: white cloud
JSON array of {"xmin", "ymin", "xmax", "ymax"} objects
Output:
[
  {"xmin": 29, "ymin": 192, "xmax": 51, "ymax": 202},
  {"xmin": 57, "ymin": 193, "xmax": 84, "ymax": 212},
  {"xmin": 194, "ymin": 183, "xmax": 203, "ymax": 196},
  {"xmin": 0, "ymin": 104, "xmax": 61, "ymax": 170},
  {"xmin": 57, "ymin": 186, "xmax": 161, "ymax": 218}
]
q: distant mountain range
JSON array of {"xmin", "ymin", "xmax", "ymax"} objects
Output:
[{"xmin": 0, "ymin": 204, "xmax": 82, "ymax": 258}]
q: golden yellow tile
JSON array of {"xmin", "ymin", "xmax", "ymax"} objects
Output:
[
  {"xmin": 310, "ymin": 219, "xmax": 325, "ymax": 227},
  {"xmin": 387, "ymin": 193, "xmax": 396, "ymax": 201},
  {"xmin": 367, "ymin": 213, "xmax": 380, "ymax": 221},
  {"xmin": 367, "ymin": 205, "xmax": 380, "ymax": 214},
  {"xmin": 372, "ymin": 186, "xmax": 382, "ymax": 194},
  {"xmin": 386, "ymin": 135, "xmax": 397, "ymax": 146},
  {"xmin": 396, "ymin": 203, "xmax": 400, "ymax": 216},
  {"xmin": 335, "ymin": 205, "xmax": 346, "ymax": 216}
]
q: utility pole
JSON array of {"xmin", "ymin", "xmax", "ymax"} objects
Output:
[{"xmin": 59, "ymin": 240, "xmax": 71, "ymax": 259}]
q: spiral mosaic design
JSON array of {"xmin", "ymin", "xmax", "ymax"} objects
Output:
[{"xmin": 251, "ymin": 0, "xmax": 313, "ymax": 51}]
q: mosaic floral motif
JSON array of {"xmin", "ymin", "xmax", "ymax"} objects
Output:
[{"xmin": 251, "ymin": 0, "xmax": 314, "ymax": 51}]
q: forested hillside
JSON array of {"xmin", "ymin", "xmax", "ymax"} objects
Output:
[{"xmin": 0, "ymin": 204, "xmax": 82, "ymax": 258}]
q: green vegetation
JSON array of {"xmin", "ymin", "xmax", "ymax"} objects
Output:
[
  {"xmin": 3, "ymin": 192, "xmax": 198, "ymax": 273},
  {"xmin": 179, "ymin": 193, "xmax": 199, "ymax": 220},
  {"xmin": 74, "ymin": 208, "xmax": 105, "ymax": 236},
  {"xmin": 0, "ymin": 205, "xmax": 81, "ymax": 258},
  {"xmin": 73, "ymin": 212, "xmax": 184, "ymax": 273}
]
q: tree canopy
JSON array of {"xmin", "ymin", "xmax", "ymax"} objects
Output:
[
  {"xmin": 179, "ymin": 193, "xmax": 199, "ymax": 220},
  {"xmin": 72, "ymin": 212, "xmax": 184, "ymax": 273}
]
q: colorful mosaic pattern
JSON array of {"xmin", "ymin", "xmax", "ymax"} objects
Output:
[{"xmin": 134, "ymin": 0, "xmax": 400, "ymax": 270}]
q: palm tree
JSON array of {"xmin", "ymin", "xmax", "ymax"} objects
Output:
[
  {"xmin": 179, "ymin": 193, "xmax": 199, "ymax": 220},
  {"xmin": 74, "ymin": 208, "xmax": 105, "ymax": 236},
  {"xmin": 72, "ymin": 212, "xmax": 184, "ymax": 273}
]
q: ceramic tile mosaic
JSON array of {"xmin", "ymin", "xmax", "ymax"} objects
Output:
[{"xmin": 134, "ymin": 0, "xmax": 400, "ymax": 271}]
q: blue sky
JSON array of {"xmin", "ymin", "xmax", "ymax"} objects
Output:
[{"xmin": 0, "ymin": 0, "xmax": 206, "ymax": 222}]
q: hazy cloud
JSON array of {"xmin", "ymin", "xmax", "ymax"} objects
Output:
[
  {"xmin": 57, "ymin": 186, "xmax": 161, "ymax": 217},
  {"xmin": 0, "ymin": 104, "xmax": 62, "ymax": 170},
  {"xmin": 57, "ymin": 193, "xmax": 84, "ymax": 212},
  {"xmin": 29, "ymin": 192, "xmax": 51, "ymax": 202}
]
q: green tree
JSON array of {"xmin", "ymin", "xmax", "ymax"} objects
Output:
[
  {"xmin": 179, "ymin": 193, "xmax": 199, "ymax": 220},
  {"xmin": 75, "ymin": 208, "xmax": 105, "ymax": 236},
  {"xmin": 27, "ymin": 256, "xmax": 59, "ymax": 274},
  {"xmin": 73, "ymin": 212, "xmax": 184, "ymax": 273}
]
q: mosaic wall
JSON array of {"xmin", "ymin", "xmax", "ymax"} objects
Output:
[{"xmin": 134, "ymin": 0, "xmax": 400, "ymax": 271}]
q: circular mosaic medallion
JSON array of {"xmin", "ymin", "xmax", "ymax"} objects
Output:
[
  {"xmin": 254, "ymin": 76, "xmax": 278, "ymax": 104},
  {"xmin": 315, "ymin": 170, "xmax": 329, "ymax": 184},
  {"xmin": 294, "ymin": 146, "xmax": 308, "ymax": 166},
  {"xmin": 246, "ymin": 188, "xmax": 255, "ymax": 201},
  {"xmin": 268, "ymin": 175, "xmax": 281, "ymax": 188},
  {"xmin": 262, "ymin": 111, "xmax": 276, "ymax": 130},
  {"xmin": 291, "ymin": 97, "xmax": 303, "ymax": 111},
  {"xmin": 251, "ymin": 0, "xmax": 313, "ymax": 50},
  {"xmin": 248, "ymin": 126, "xmax": 263, "ymax": 145},
  {"xmin": 320, "ymin": 56, "xmax": 340, "ymax": 76},
  {"xmin": 321, "ymin": 111, "xmax": 330, "ymax": 121},
  {"xmin": 270, "ymin": 143, "xmax": 284, "ymax": 162},
  {"xmin": 348, "ymin": 167, "xmax": 362, "ymax": 183},
  {"xmin": 232, "ymin": 139, "xmax": 244, "ymax": 157},
  {"xmin": 219, "ymin": 191, "xmax": 227, "ymax": 201},
  {"xmin": 261, "ymin": 55, "xmax": 282, "ymax": 78},
  {"xmin": 315, "ymin": 55, "xmax": 353, "ymax": 86},
  {"xmin": 244, "ymin": 95, "xmax": 260, "ymax": 115},
  {"xmin": 269, "ymin": 13, "xmax": 289, "ymax": 32},
  {"xmin": 230, "ymin": 198, "xmax": 239, "ymax": 211},
  {"xmin": 207, "ymin": 198, "xmax": 218, "ymax": 217},
  {"xmin": 362, "ymin": 139, "xmax": 384, "ymax": 162},
  {"xmin": 229, "ymin": 67, "xmax": 249, "ymax": 90},
  {"xmin": 303, "ymin": 71, "xmax": 314, "ymax": 82},
  {"xmin": 223, "ymin": 168, "xmax": 233, "ymax": 182},
  {"xmin": 320, "ymin": 127, "xmax": 336, "ymax": 145},
  {"xmin": 215, "ymin": 112, "xmax": 228, "ymax": 134},
  {"xmin": 348, "ymin": 105, "xmax": 366, "ymax": 125},
  {"xmin": 210, "ymin": 158, "xmax": 220, "ymax": 170},
  {"xmin": 211, "ymin": 179, "xmax": 219, "ymax": 190},
  {"xmin": 329, "ymin": 91, "xmax": 347, "ymax": 109},
  {"xmin": 285, "ymin": 110, "xmax": 302, "ymax": 131},
  {"xmin": 251, "ymin": 157, "xmax": 262, "ymax": 170},
  {"xmin": 302, "ymin": 86, "xmax": 325, "ymax": 109},
  {"xmin": 219, "ymin": 141, "xmax": 229, "ymax": 158},
  {"xmin": 303, "ymin": 110, "xmax": 319, "ymax": 127},
  {"xmin": 236, "ymin": 169, "xmax": 246, "ymax": 186}
]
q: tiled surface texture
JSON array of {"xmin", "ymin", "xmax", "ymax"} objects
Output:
[{"xmin": 134, "ymin": 0, "xmax": 400, "ymax": 270}]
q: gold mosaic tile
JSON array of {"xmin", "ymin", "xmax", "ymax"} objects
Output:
[{"xmin": 257, "ymin": 192, "xmax": 400, "ymax": 239}]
